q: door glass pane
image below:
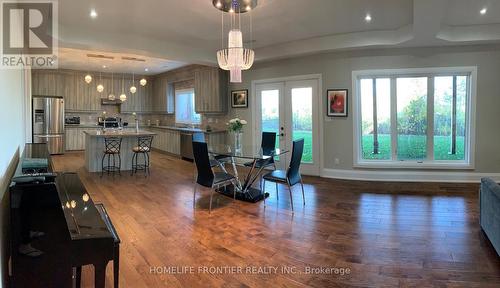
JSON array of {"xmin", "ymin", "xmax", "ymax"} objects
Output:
[
  {"xmin": 291, "ymin": 87, "xmax": 313, "ymax": 163},
  {"xmin": 434, "ymin": 76, "xmax": 466, "ymax": 160},
  {"xmin": 360, "ymin": 78, "xmax": 391, "ymax": 160},
  {"xmin": 261, "ymin": 89, "xmax": 280, "ymax": 150},
  {"xmin": 396, "ymin": 77, "xmax": 427, "ymax": 160}
]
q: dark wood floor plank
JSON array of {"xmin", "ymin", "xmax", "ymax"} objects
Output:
[{"xmin": 50, "ymin": 151, "xmax": 500, "ymax": 287}]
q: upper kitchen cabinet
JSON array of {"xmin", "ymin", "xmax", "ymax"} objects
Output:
[
  {"xmin": 194, "ymin": 67, "xmax": 228, "ymax": 114},
  {"xmin": 32, "ymin": 70, "xmax": 63, "ymax": 97},
  {"xmin": 151, "ymin": 75, "xmax": 174, "ymax": 114}
]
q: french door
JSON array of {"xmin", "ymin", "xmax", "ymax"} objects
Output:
[{"xmin": 255, "ymin": 78, "xmax": 320, "ymax": 175}]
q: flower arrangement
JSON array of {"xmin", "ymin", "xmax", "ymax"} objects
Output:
[{"xmin": 227, "ymin": 118, "xmax": 247, "ymax": 133}]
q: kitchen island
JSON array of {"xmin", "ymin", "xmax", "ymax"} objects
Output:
[{"xmin": 84, "ymin": 130, "xmax": 156, "ymax": 172}]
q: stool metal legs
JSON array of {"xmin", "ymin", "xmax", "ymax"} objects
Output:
[
  {"xmin": 131, "ymin": 152, "xmax": 150, "ymax": 177},
  {"xmin": 101, "ymin": 153, "xmax": 121, "ymax": 177}
]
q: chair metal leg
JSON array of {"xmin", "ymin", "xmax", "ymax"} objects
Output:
[
  {"xmin": 193, "ymin": 183, "xmax": 197, "ymax": 209},
  {"xmin": 275, "ymin": 183, "xmax": 279, "ymax": 200},
  {"xmin": 101, "ymin": 153, "xmax": 106, "ymax": 177},
  {"xmin": 233, "ymin": 181, "xmax": 236, "ymax": 201},
  {"xmin": 300, "ymin": 178, "xmax": 305, "ymax": 205},
  {"xmin": 130, "ymin": 153, "xmax": 136, "ymax": 175},
  {"xmin": 112, "ymin": 154, "xmax": 116, "ymax": 177},
  {"xmin": 209, "ymin": 187, "xmax": 214, "ymax": 213},
  {"xmin": 287, "ymin": 182, "xmax": 294, "ymax": 212},
  {"xmin": 107, "ymin": 153, "xmax": 111, "ymax": 175},
  {"xmin": 118, "ymin": 153, "xmax": 121, "ymax": 176},
  {"xmin": 263, "ymin": 179, "xmax": 266, "ymax": 207}
]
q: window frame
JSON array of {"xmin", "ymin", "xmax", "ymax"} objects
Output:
[
  {"xmin": 174, "ymin": 88, "xmax": 200, "ymax": 125},
  {"xmin": 352, "ymin": 67, "xmax": 477, "ymax": 169}
]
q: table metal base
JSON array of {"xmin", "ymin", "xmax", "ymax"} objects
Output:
[{"xmin": 217, "ymin": 185, "xmax": 269, "ymax": 203}]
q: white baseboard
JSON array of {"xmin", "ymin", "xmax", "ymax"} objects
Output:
[{"xmin": 321, "ymin": 168, "xmax": 500, "ymax": 183}]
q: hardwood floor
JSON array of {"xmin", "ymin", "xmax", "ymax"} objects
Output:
[{"xmin": 50, "ymin": 151, "xmax": 500, "ymax": 287}]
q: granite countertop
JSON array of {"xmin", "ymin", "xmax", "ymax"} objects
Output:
[
  {"xmin": 66, "ymin": 124, "xmax": 226, "ymax": 134},
  {"xmin": 146, "ymin": 125, "xmax": 227, "ymax": 134},
  {"xmin": 83, "ymin": 130, "xmax": 156, "ymax": 137}
]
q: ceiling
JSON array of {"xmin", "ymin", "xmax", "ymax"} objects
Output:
[
  {"xmin": 57, "ymin": 48, "xmax": 186, "ymax": 75},
  {"xmin": 56, "ymin": 0, "xmax": 500, "ymax": 72}
]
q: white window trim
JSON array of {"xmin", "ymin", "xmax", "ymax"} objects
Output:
[
  {"xmin": 175, "ymin": 88, "xmax": 200, "ymax": 125},
  {"xmin": 352, "ymin": 67, "xmax": 477, "ymax": 170}
]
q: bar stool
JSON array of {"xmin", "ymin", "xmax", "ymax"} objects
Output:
[
  {"xmin": 101, "ymin": 137, "xmax": 122, "ymax": 177},
  {"xmin": 131, "ymin": 136, "xmax": 153, "ymax": 176}
]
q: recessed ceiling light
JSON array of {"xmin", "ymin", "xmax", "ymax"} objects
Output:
[
  {"xmin": 246, "ymin": 5, "xmax": 252, "ymax": 11},
  {"xmin": 90, "ymin": 9, "xmax": 97, "ymax": 19},
  {"xmin": 215, "ymin": 1, "xmax": 222, "ymax": 8},
  {"xmin": 365, "ymin": 14, "xmax": 372, "ymax": 22},
  {"xmin": 144, "ymin": 68, "xmax": 149, "ymax": 72},
  {"xmin": 480, "ymin": 7, "xmax": 487, "ymax": 15},
  {"xmin": 229, "ymin": 8, "xmax": 234, "ymax": 13},
  {"xmin": 102, "ymin": 65, "xmax": 106, "ymax": 69}
]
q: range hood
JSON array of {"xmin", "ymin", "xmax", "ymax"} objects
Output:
[{"xmin": 101, "ymin": 98, "xmax": 123, "ymax": 105}]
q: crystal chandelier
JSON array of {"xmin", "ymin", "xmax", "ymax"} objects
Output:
[{"xmin": 214, "ymin": 0, "xmax": 257, "ymax": 83}]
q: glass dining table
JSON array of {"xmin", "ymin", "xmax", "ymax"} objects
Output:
[{"xmin": 208, "ymin": 144, "xmax": 289, "ymax": 202}]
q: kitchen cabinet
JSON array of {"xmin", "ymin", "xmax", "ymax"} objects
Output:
[
  {"xmin": 121, "ymin": 77, "xmax": 154, "ymax": 113},
  {"xmin": 74, "ymin": 72, "xmax": 96, "ymax": 111},
  {"xmin": 206, "ymin": 133, "xmax": 227, "ymax": 147},
  {"xmin": 151, "ymin": 75, "xmax": 174, "ymax": 114},
  {"xmin": 65, "ymin": 127, "xmax": 99, "ymax": 151},
  {"xmin": 32, "ymin": 70, "xmax": 61, "ymax": 96},
  {"xmin": 194, "ymin": 67, "xmax": 228, "ymax": 114},
  {"xmin": 33, "ymin": 70, "xmax": 156, "ymax": 113},
  {"xmin": 146, "ymin": 128, "xmax": 180, "ymax": 155}
]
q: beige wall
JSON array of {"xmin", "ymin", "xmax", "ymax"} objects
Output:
[
  {"xmin": 229, "ymin": 45, "xmax": 500, "ymax": 174},
  {"xmin": 0, "ymin": 68, "xmax": 27, "ymax": 287}
]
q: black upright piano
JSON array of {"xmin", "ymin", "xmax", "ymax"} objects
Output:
[{"xmin": 9, "ymin": 144, "xmax": 120, "ymax": 288}]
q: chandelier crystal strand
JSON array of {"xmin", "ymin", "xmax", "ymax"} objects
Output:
[{"xmin": 216, "ymin": 0, "xmax": 255, "ymax": 83}]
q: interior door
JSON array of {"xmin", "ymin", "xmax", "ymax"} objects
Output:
[{"xmin": 255, "ymin": 78, "xmax": 320, "ymax": 175}]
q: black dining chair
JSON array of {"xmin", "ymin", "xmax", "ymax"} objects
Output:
[
  {"xmin": 244, "ymin": 132, "xmax": 277, "ymax": 170},
  {"xmin": 262, "ymin": 138, "xmax": 305, "ymax": 212},
  {"xmin": 192, "ymin": 141, "xmax": 237, "ymax": 213},
  {"xmin": 192, "ymin": 132, "xmax": 230, "ymax": 168}
]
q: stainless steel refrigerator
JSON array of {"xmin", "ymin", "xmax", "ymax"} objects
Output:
[{"xmin": 32, "ymin": 96, "xmax": 65, "ymax": 154}]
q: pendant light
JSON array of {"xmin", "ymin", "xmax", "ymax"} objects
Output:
[
  {"xmin": 96, "ymin": 70, "xmax": 104, "ymax": 93},
  {"xmin": 84, "ymin": 74, "xmax": 92, "ymax": 84},
  {"xmin": 108, "ymin": 72, "xmax": 116, "ymax": 100},
  {"xmin": 120, "ymin": 73, "xmax": 127, "ymax": 102},
  {"xmin": 84, "ymin": 56, "xmax": 92, "ymax": 83},
  {"xmin": 214, "ymin": 0, "xmax": 256, "ymax": 83},
  {"xmin": 130, "ymin": 72, "xmax": 137, "ymax": 94},
  {"xmin": 140, "ymin": 77, "xmax": 147, "ymax": 86}
]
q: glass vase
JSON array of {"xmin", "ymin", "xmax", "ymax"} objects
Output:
[{"xmin": 234, "ymin": 132, "xmax": 242, "ymax": 153}]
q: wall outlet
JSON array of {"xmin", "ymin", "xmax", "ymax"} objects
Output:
[{"xmin": 334, "ymin": 158, "xmax": 340, "ymax": 165}]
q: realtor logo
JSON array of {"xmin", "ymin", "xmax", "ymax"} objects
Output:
[{"xmin": 1, "ymin": 0, "xmax": 58, "ymax": 68}]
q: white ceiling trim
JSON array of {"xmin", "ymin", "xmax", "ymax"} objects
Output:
[{"xmin": 254, "ymin": 26, "xmax": 414, "ymax": 61}]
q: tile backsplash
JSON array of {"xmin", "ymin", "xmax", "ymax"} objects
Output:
[{"xmin": 67, "ymin": 110, "xmax": 230, "ymax": 131}]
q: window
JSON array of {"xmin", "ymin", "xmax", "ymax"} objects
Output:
[
  {"xmin": 175, "ymin": 88, "xmax": 200, "ymax": 124},
  {"xmin": 353, "ymin": 67, "xmax": 476, "ymax": 169}
]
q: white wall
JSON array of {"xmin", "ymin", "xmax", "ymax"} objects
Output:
[
  {"xmin": 0, "ymin": 68, "xmax": 27, "ymax": 287},
  {"xmin": 229, "ymin": 44, "xmax": 500, "ymax": 181}
]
